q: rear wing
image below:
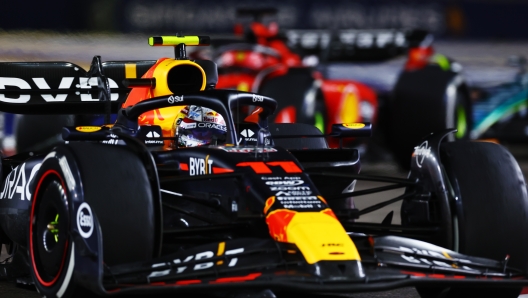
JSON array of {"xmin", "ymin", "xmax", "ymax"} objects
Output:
[
  {"xmin": 285, "ymin": 29, "xmax": 431, "ymax": 62},
  {"xmin": 0, "ymin": 57, "xmax": 156, "ymax": 114}
]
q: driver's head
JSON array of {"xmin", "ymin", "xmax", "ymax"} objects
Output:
[{"xmin": 173, "ymin": 105, "xmax": 227, "ymax": 148}]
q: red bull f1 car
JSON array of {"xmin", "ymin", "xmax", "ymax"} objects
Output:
[{"xmin": 1, "ymin": 36, "xmax": 528, "ymax": 298}]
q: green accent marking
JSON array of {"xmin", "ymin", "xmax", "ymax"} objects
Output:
[
  {"xmin": 314, "ymin": 112, "xmax": 324, "ymax": 133},
  {"xmin": 473, "ymin": 97, "xmax": 528, "ymax": 139},
  {"xmin": 455, "ymin": 105, "xmax": 467, "ymax": 139},
  {"xmin": 50, "ymin": 214, "xmax": 59, "ymax": 243},
  {"xmin": 433, "ymin": 54, "xmax": 451, "ymax": 71}
]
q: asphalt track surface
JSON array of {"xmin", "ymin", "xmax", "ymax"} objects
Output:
[{"xmin": 1, "ymin": 32, "xmax": 528, "ymax": 297}]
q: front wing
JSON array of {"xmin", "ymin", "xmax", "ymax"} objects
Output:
[{"xmin": 89, "ymin": 235, "xmax": 527, "ymax": 296}]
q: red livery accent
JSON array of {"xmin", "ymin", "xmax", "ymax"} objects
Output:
[
  {"xmin": 176, "ymin": 280, "xmax": 202, "ymax": 285},
  {"xmin": 265, "ymin": 209, "xmax": 297, "ymax": 242},
  {"xmin": 237, "ymin": 162, "xmax": 273, "ymax": 174},
  {"xmin": 209, "ymin": 273, "xmax": 262, "ymax": 284},
  {"xmin": 237, "ymin": 161, "xmax": 302, "ymax": 174},
  {"xmin": 212, "ymin": 167, "xmax": 234, "ymax": 174},
  {"xmin": 266, "ymin": 161, "xmax": 302, "ymax": 173}
]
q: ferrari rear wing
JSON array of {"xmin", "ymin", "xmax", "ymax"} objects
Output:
[{"xmin": 285, "ymin": 29, "xmax": 432, "ymax": 62}]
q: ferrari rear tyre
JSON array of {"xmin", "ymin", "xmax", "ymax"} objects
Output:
[{"xmin": 417, "ymin": 141, "xmax": 528, "ymax": 298}]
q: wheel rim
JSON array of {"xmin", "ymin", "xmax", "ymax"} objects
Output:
[
  {"xmin": 30, "ymin": 171, "xmax": 69, "ymax": 287},
  {"xmin": 455, "ymin": 104, "xmax": 467, "ymax": 139}
]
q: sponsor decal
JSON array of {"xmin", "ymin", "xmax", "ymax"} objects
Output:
[
  {"xmin": 261, "ymin": 176, "xmax": 302, "ymax": 181},
  {"xmin": 243, "ymin": 138, "xmax": 257, "ymax": 144},
  {"xmin": 146, "ymin": 131, "xmax": 161, "ymax": 138},
  {"xmin": 342, "ymin": 123, "xmax": 365, "ymax": 129},
  {"xmin": 252, "ymin": 94, "xmax": 264, "ymax": 102},
  {"xmin": 75, "ymin": 126, "xmax": 102, "ymax": 132},
  {"xmin": 203, "ymin": 116, "xmax": 216, "ymax": 123},
  {"xmin": 77, "ymin": 202, "xmax": 94, "ymax": 238},
  {"xmin": 167, "ymin": 95, "xmax": 184, "ymax": 104},
  {"xmin": 238, "ymin": 129, "xmax": 257, "ymax": 144},
  {"xmin": 180, "ymin": 121, "xmax": 196, "ymax": 129},
  {"xmin": 261, "ymin": 177, "xmax": 281, "ymax": 180},
  {"xmin": 197, "ymin": 122, "xmax": 227, "ymax": 132},
  {"xmin": 277, "ymin": 196, "xmax": 324, "ymax": 209},
  {"xmin": 102, "ymin": 139, "xmax": 121, "ymax": 145},
  {"xmin": 143, "ymin": 128, "xmax": 164, "ymax": 146},
  {"xmin": 189, "ymin": 155, "xmax": 213, "ymax": 176},
  {"xmin": 0, "ymin": 162, "xmax": 41, "ymax": 201},
  {"xmin": 413, "ymin": 141, "xmax": 431, "ymax": 168},
  {"xmin": 0, "ymin": 77, "xmax": 119, "ymax": 103},
  {"xmin": 148, "ymin": 246, "xmax": 245, "ymax": 278},
  {"xmin": 231, "ymin": 200, "xmax": 238, "ymax": 212},
  {"xmin": 398, "ymin": 246, "xmax": 475, "ymax": 270},
  {"xmin": 222, "ymin": 147, "xmax": 277, "ymax": 153},
  {"xmin": 265, "ymin": 180, "xmax": 304, "ymax": 186},
  {"xmin": 322, "ymin": 243, "xmax": 344, "ymax": 247},
  {"xmin": 240, "ymin": 129, "xmax": 254, "ymax": 138},
  {"xmin": 275, "ymin": 190, "xmax": 313, "ymax": 196}
]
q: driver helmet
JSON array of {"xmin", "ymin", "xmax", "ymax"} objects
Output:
[{"xmin": 173, "ymin": 105, "xmax": 227, "ymax": 148}]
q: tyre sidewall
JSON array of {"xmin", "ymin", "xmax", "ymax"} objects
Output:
[
  {"xmin": 29, "ymin": 150, "xmax": 79, "ymax": 298},
  {"xmin": 441, "ymin": 141, "xmax": 528, "ymax": 273}
]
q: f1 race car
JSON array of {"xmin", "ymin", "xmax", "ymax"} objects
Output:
[
  {"xmin": 191, "ymin": 8, "xmax": 459, "ymax": 155},
  {"xmin": 388, "ymin": 43, "xmax": 528, "ymax": 169},
  {"xmin": 190, "ymin": 8, "xmax": 419, "ymax": 147},
  {"xmin": 1, "ymin": 36, "xmax": 528, "ymax": 298}
]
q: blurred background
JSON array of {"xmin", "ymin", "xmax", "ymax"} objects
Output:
[
  {"xmin": 0, "ymin": 0, "xmax": 527, "ymax": 39},
  {"xmin": 0, "ymin": 0, "xmax": 527, "ymax": 166}
]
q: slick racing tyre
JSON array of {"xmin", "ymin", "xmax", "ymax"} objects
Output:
[
  {"xmin": 417, "ymin": 141, "xmax": 528, "ymax": 298},
  {"xmin": 29, "ymin": 142, "xmax": 157, "ymax": 298},
  {"xmin": 29, "ymin": 162, "xmax": 83, "ymax": 298},
  {"xmin": 389, "ymin": 66, "xmax": 471, "ymax": 170},
  {"xmin": 259, "ymin": 68, "xmax": 326, "ymax": 133}
]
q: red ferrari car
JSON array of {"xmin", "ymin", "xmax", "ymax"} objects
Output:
[
  {"xmin": 191, "ymin": 9, "xmax": 379, "ymax": 147},
  {"xmin": 191, "ymin": 9, "xmax": 434, "ymax": 152}
]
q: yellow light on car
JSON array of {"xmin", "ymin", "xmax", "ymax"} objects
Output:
[{"xmin": 148, "ymin": 36, "xmax": 211, "ymax": 47}]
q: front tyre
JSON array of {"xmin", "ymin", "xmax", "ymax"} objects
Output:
[
  {"xmin": 417, "ymin": 141, "xmax": 528, "ymax": 298},
  {"xmin": 389, "ymin": 65, "xmax": 471, "ymax": 170},
  {"xmin": 442, "ymin": 141, "xmax": 528, "ymax": 271},
  {"xmin": 29, "ymin": 171, "xmax": 80, "ymax": 298}
]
